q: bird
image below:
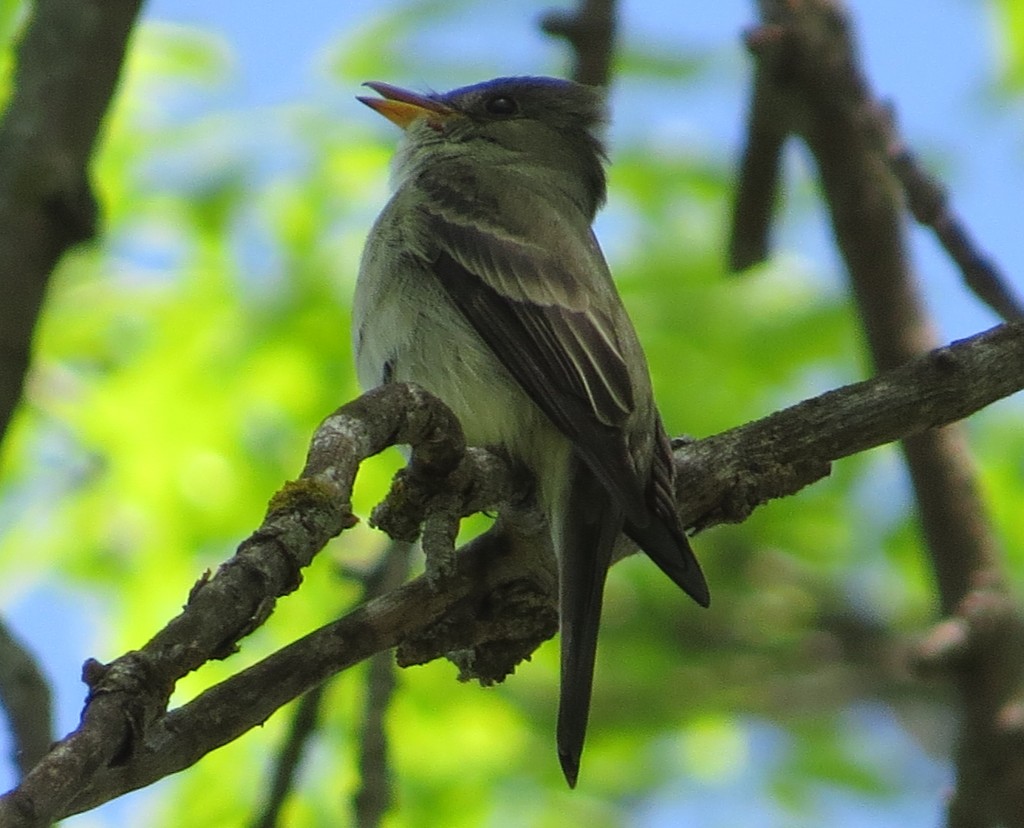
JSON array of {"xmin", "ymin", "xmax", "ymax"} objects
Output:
[{"xmin": 354, "ymin": 76, "xmax": 709, "ymax": 787}]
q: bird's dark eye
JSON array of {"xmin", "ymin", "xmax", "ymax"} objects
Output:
[{"xmin": 484, "ymin": 95, "xmax": 518, "ymax": 116}]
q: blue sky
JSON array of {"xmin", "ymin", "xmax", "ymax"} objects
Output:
[
  {"xmin": 140, "ymin": 0, "xmax": 1022, "ymax": 341},
  {"xmin": 3, "ymin": 0, "xmax": 1021, "ymax": 825}
]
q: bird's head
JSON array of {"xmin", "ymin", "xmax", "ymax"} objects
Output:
[{"xmin": 358, "ymin": 76, "xmax": 608, "ymax": 216}]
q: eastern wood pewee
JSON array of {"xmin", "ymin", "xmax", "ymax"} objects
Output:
[{"xmin": 355, "ymin": 76, "xmax": 709, "ymax": 787}]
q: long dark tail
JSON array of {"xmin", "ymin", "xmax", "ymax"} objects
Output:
[{"xmin": 555, "ymin": 459, "xmax": 622, "ymax": 788}]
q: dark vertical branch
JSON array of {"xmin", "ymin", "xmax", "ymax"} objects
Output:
[
  {"xmin": 352, "ymin": 543, "xmax": 411, "ymax": 828},
  {"xmin": 0, "ymin": 0, "xmax": 143, "ymax": 448},
  {"xmin": 249, "ymin": 685, "xmax": 327, "ymax": 828},
  {"xmin": 0, "ymin": 0, "xmax": 143, "ymax": 809},
  {"xmin": 735, "ymin": 1, "xmax": 1022, "ymax": 825},
  {"xmin": 248, "ymin": 542, "xmax": 413, "ymax": 828},
  {"xmin": 353, "ymin": 653, "xmax": 398, "ymax": 828},
  {"xmin": 728, "ymin": 24, "xmax": 790, "ymax": 271},
  {"xmin": 0, "ymin": 622, "xmax": 53, "ymax": 779},
  {"xmin": 749, "ymin": 0, "xmax": 1001, "ymax": 614},
  {"xmin": 540, "ymin": 0, "xmax": 617, "ymax": 87}
]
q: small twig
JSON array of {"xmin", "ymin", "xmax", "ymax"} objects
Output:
[{"xmin": 870, "ymin": 100, "xmax": 1024, "ymax": 322}]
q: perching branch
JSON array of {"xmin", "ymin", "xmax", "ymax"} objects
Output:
[
  {"xmin": 1, "ymin": 318, "xmax": 1021, "ymax": 825},
  {"xmin": 677, "ymin": 322, "xmax": 1024, "ymax": 532},
  {"xmin": 0, "ymin": 382, "xmax": 476, "ymax": 828}
]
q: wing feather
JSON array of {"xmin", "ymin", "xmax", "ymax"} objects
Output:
[{"xmin": 418, "ymin": 181, "xmax": 647, "ymax": 518}]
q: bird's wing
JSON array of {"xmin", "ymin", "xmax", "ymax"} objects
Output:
[{"xmin": 418, "ymin": 175, "xmax": 648, "ymax": 521}]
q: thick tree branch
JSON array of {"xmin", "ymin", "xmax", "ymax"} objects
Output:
[
  {"xmin": 0, "ymin": 383, "xmax": 475, "ymax": 828},
  {"xmin": 0, "ymin": 0, "xmax": 143, "ymax": 810},
  {"xmin": 0, "ymin": 319, "xmax": 1020, "ymax": 824},
  {"xmin": 60, "ymin": 518, "xmax": 557, "ymax": 819}
]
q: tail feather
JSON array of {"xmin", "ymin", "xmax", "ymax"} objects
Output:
[
  {"xmin": 626, "ymin": 517, "xmax": 709, "ymax": 608},
  {"xmin": 555, "ymin": 461, "xmax": 621, "ymax": 788},
  {"xmin": 627, "ymin": 417, "xmax": 710, "ymax": 607}
]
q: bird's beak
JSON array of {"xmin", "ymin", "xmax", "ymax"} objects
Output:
[{"xmin": 358, "ymin": 81, "xmax": 454, "ymax": 130}]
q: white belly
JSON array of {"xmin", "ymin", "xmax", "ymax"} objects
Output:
[{"xmin": 354, "ymin": 252, "xmax": 569, "ymax": 490}]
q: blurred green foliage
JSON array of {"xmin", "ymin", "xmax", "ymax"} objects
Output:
[
  {"xmin": 0, "ymin": 0, "xmax": 24, "ymax": 110},
  {"xmin": 994, "ymin": 0, "xmax": 1024, "ymax": 94},
  {"xmin": 0, "ymin": 2, "xmax": 1022, "ymax": 827}
]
